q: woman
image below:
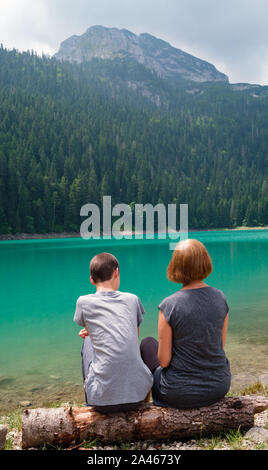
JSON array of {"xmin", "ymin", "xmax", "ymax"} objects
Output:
[{"xmin": 140, "ymin": 238, "xmax": 231, "ymax": 409}]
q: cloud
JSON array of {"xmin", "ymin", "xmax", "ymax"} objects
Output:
[
  {"xmin": 0, "ymin": 0, "xmax": 54, "ymax": 54},
  {"xmin": 0, "ymin": 0, "xmax": 268, "ymax": 84},
  {"xmin": 162, "ymin": 0, "xmax": 268, "ymax": 85}
]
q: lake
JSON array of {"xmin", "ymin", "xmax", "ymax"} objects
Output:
[{"xmin": 1, "ymin": 230, "xmax": 268, "ymax": 412}]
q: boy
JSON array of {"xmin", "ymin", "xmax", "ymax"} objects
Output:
[{"xmin": 74, "ymin": 252, "xmax": 153, "ymax": 413}]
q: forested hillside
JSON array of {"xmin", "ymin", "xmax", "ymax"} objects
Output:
[{"xmin": 0, "ymin": 46, "xmax": 268, "ymax": 234}]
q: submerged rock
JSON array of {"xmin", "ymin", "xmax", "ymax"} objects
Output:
[
  {"xmin": 19, "ymin": 401, "xmax": 32, "ymax": 407},
  {"xmin": 0, "ymin": 377, "xmax": 15, "ymax": 387}
]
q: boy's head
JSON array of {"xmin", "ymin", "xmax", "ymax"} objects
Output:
[{"xmin": 90, "ymin": 252, "xmax": 120, "ymax": 289}]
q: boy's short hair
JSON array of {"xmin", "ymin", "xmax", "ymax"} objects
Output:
[
  {"xmin": 167, "ymin": 239, "xmax": 212, "ymax": 285},
  {"xmin": 90, "ymin": 253, "xmax": 119, "ymax": 283}
]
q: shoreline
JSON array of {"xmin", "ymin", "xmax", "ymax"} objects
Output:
[{"xmin": 1, "ymin": 225, "xmax": 268, "ymax": 241}]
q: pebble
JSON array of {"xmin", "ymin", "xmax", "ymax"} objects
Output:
[
  {"xmin": 7, "ymin": 430, "xmax": 22, "ymax": 450},
  {"xmin": 242, "ymin": 426, "xmax": 268, "ymax": 445},
  {"xmin": 0, "ymin": 425, "xmax": 8, "ymax": 450},
  {"xmin": 255, "ymin": 409, "xmax": 268, "ymax": 427}
]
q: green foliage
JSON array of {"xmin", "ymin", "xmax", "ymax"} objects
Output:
[
  {"xmin": 224, "ymin": 427, "xmax": 244, "ymax": 449},
  {"xmin": 4, "ymin": 438, "xmax": 14, "ymax": 450},
  {"xmin": 0, "ymin": 408, "xmax": 22, "ymax": 432},
  {"xmin": 0, "ymin": 47, "xmax": 268, "ymax": 234},
  {"xmin": 237, "ymin": 382, "xmax": 268, "ymax": 397},
  {"xmin": 80, "ymin": 438, "xmax": 101, "ymax": 449}
]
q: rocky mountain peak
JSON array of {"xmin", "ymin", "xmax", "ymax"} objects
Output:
[{"xmin": 54, "ymin": 26, "xmax": 229, "ymax": 84}]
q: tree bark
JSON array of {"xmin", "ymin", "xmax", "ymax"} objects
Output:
[{"xmin": 21, "ymin": 395, "xmax": 268, "ymax": 449}]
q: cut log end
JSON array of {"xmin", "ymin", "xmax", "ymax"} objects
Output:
[{"xmin": 21, "ymin": 395, "xmax": 268, "ymax": 449}]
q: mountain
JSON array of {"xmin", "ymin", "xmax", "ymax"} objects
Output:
[
  {"xmin": 54, "ymin": 25, "xmax": 229, "ymax": 84},
  {"xmin": 0, "ymin": 45, "xmax": 268, "ymax": 235}
]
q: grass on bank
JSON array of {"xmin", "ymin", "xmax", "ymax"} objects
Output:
[
  {"xmin": 0, "ymin": 408, "xmax": 22, "ymax": 432},
  {"xmin": 1, "ymin": 384, "xmax": 268, "ymax": 450}
]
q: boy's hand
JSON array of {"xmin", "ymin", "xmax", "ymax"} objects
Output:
[{"xmin": 79, "ymin": 328, "xmax": 89, "ymax": 339}]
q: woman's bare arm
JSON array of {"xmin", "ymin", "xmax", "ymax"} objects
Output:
[
  {"xmin": 222, "ymin": 314, "xmax": 229, "ymax": 349},
  {"xmin": 158, "ymin": 310, "xmax": 172, "ymax": 368}
]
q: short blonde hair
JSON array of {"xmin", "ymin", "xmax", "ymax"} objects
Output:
[{"xmin": 167, "ymin": 239, "xmax": 212, "ymax": 285}]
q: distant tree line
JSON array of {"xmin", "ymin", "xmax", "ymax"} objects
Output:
[{"xmin": 0, "ymin": 46, "xmax": 267, "ymax": 234}]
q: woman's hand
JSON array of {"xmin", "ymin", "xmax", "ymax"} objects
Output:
[{"xmin": 79, "ymin": 328, "xmax": 89, "ymax": 339}]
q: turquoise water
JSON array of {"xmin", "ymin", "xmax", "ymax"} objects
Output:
[{"xmin": 1, "ymin": 230, "xmax": 268, "ymax": 411}]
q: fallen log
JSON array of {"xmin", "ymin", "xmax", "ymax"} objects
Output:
[{"xmin": 21, "ymin": 395, "xmax": 268, "ymax": 449}]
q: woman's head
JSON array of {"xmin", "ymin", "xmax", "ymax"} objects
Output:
[{"xmin": 167, "ymin": 239, "xmax": 212, "ymax": 285}]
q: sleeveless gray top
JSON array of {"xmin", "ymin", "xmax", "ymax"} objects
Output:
[{"xmin": 155, "ymin": 285, "xmax": 231, "ymax": 408}]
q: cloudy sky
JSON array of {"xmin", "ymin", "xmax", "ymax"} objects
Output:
[{"xmin": 1, "ymin": 0, "xmax": 268, "ymax": 85}]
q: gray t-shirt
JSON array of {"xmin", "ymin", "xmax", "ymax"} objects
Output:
[
  {"xmin": 74, "ymin": 290, "xmax": 153, "ymax": 406},
  {"xmin": 155, "ymin": 285, "xmax": 231, "ymax": 408}
]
